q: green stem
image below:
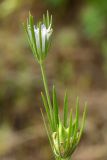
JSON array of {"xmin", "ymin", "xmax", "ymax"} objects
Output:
[{"xmin": 40, "ymin": 62, "xmax": 53, "ymax": 127}]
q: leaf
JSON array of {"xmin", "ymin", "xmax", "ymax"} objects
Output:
[
  {"xmin": 77, "ymin": 102, "xmax": 87, "ymax": 143},
  {"xmin": 28, "ymin": 13, "xmax": 39, "ymax": 60},
  {"xmin": 66, "ymin": 109, "xmax": 72, "ymax": 150},
  {"xmin": 71, "ymin": 97, "xmax": 79, "ymax": 147},
  {"xmin": 63, "ymin": 91, "xmax": 68, "ymax": 128},
  {"xmin": 57, "ymin": 124, "xmax": 61, "ymax": 157},
  {"xmin": 50, "ymin": 15, "xmax": 53, "ymax": 26},
  {"xmin": 53, "ymin": 85, "xmax": 59, "ymax": 130},
  {"xmin": 38, "ymin": 22, "xmax": 42, "ymax": 57},
  {"xmin": 23, "ymin": 22, "xmax": 33, "ymax": 49},
  {"xmin": 71, "ymin": 101, "xmax": 87, "ymax": 155},
  {"xmin": 40, "ymin": 108, "xmax": 54, "ymax": 152},
  {"xmin": 43, "ymin": 14, "xmax": 46, "ymax": 26},
  {"xmin": 47, "ymin": 10, "xmax": 50, "ymax": 27},
  {"xmin": 41, "ymin": 92, "xmax": 53, "ymax": 131},
  {"xmin": 75, "ymin": 97, "xmax": 79, "ymax": 131}
]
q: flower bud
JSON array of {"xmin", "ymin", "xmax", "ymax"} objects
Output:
[{"xmin": 24, "ymin": 11, "xmax": 53, "ymax": 63}]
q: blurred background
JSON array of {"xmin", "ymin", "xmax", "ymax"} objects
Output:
[{"xmin": 0, "ymin": 0, "xmax": 107, "ymax": 159}]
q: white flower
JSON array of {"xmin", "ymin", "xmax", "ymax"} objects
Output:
[
  {"xmin": 27, "ymin": 23, "xmax": 52, "ymax": 56},
  {"xmin": 24, "ymin": 12, "xmax": 53, "ymax": 62},
  {"xmin": 34, "ymin": 24, "xmax": 52, "ymax": 53}
]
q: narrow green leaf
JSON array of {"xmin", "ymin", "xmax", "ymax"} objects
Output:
[
  {"xmin": 71, "ymin": 97, "xmax": 79, "ymax": 147},
  {"xmin": 66, "ymin": 109, "xmax": 72, "ymax": 150},
  {"xmin": 63, "ymin": 91, "xmax": 68, "ymax": 127},
  {"xmin": 29, "ymin": 13, "xmax": 39, "ymax": 60},
  {"xmin": 47, "ymin": 10, "xmax": 50, "ymax": 27},
  {"xmin": 40, "ymin": 63, "xmax": 54, "ymax": 131},
  {"xmin": 41, "ymin": 92, "xmax": 53, "ymax": 131},
  {"xmin": 75, "ymin": 97, "xmax": 79, "ymax": 131},
  {"xmin": 40, "ymin": 108, "xmax": 54, "ymax": 152},
  {"xmin": 43, "ymin": 14, "xmax": 46, "ymax": 26},
  {"xmin": 57, "ymin": 124, "xmax": 61, "ymax": 157},
  {"xmin": 53, "ymin": 85, "xmax": 59, "ymax": 130},
  {"xmin": 23, "ymin": 22, "xmax": 32, "ymax": 47},
  {"xmin": 50, "ymin": 15, "xmax": 52, "ymax": 26},
  {"xmin": 23, "ymin": 22, "xmax": 36, "ymax": 57},
  {"xmin": 77, "ymin": 102, "xmax": 87, "ymax": 143},
  {"xmin": 38, "ymin": 22, "xmax": 42, "ymax": 57},
  {"xmin": 70, "ymin": 102, "xmax": 87, "ymax": 155}
]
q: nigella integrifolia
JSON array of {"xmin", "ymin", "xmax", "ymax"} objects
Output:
[
  {"xmin": 23, "ymin": 11, "xmax": 52, "ymax": 63},
  {"xmin": 28, "ymin": 24, "xmax": 52, "ymax": 55},
  {"xmin": 23, "ymin": 11, "xmax": 87, "ymax": 160}
]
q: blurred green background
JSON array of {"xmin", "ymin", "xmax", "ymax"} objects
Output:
[{"xmin": 0, "ymin": 0, "xmax": 107, "ymax": 159}]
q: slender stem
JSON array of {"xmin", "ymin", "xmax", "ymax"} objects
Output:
[{"xmin": 40, "ymin": 62, "xmax": 53, "ymax": 126}]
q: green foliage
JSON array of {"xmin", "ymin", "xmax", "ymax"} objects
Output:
[
  {"xmin": 45, "ymin": 0, "xmax": 65, "ymax": 7},
  {"xmin": 41, "ymin": 86, "xmax": 87, "ymax": 159},
  {"xmin": 86, "ymin": 0, "xmax": 107, "ymax": 13},
  {"xmin": 81, "ymin": 0, "xmax": 107, "ymax": 39},
  {"xmin": 81, "ymin": 6, "xmax": 105, "ymax": 39}
]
